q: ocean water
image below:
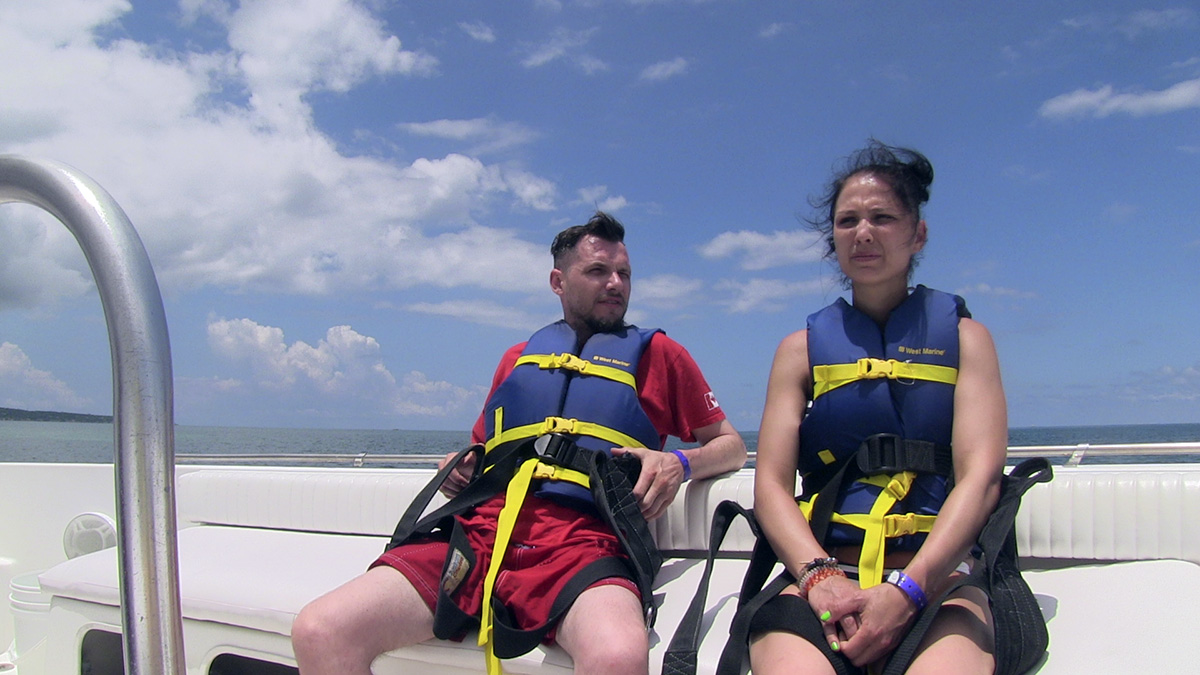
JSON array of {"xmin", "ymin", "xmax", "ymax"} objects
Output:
[{"xmin": 2, "ymin": 420, "xmax": 1199, "ymax": 465}]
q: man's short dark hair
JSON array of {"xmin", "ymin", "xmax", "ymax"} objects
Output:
[{"xmin": 551, "ymin": 212, "xmax": 626, "ymax": 268}]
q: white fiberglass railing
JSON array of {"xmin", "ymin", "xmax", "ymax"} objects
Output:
[{"xmin": 175, "ymin": 441, "xmax": 1200, "ymax": 469}]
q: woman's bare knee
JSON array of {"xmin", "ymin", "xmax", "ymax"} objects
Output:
[
  {"xmin": 750, "ymin": 630, "xmax": 836, "ymax": 675},
  {"xmin": 907, "ymin": 589, "xmax": 995, "ymax": 675}
]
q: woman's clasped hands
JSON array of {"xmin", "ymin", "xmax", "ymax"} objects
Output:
[{"xmin": 808, "ymin": 574, "xmax": 919, "ymax": 667}]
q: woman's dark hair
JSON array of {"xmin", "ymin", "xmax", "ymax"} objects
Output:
[{"xmin": 807, "ymin": 140, "xmax": 934, "ymax": 285}]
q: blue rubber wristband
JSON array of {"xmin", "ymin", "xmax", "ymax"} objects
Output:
[
  {"xmin": 670, "ymin": 449, "xmax": 691, "ymax": 481},
  {"xmin": 886, "ymin": 570, "xmax": 928, "ymax": 611}
]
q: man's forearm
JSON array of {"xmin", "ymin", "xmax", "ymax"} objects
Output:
[{"xmin": 680, "ymin": 420, "xmax": 746, "ymax": 480}]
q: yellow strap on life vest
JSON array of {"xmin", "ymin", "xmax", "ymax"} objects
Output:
[
  {"xmin": 531, "ymin": 460, "xmax": 591, "ymax": 486},
  {"xmin": 476, "ymin": 404, "xmax": 597, "ymax": 675},
  {"xmin": 514, "ymin": 352, "xmax": 638, "ymax": 390},
  {"xmin": 485, "ymin": 415, "xmax": 646, "ymax": 454},
  {"xmin": 798, "ymin": 471, "xmax": 938, "ymax": 588},
  {"xmin": 812, "ymin": 358, "xmax": 958, "ymax": 400}
]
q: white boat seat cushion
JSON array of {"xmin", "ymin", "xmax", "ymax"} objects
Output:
[{"xmin": 35, "ymin": 463, "xmax": 1200, "ymax": 674}]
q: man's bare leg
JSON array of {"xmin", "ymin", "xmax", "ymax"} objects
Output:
[
  {"xmin": 292, "ymin": 566, "xmax": 436, "ymax": 674},
  {"xmin": 555, "ymin": 584, "xmax": 649, "ymax": 675}
]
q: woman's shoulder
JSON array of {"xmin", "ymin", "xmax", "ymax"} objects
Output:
[
  {"xmin": 770, "ymin": 329, "xmax": 811, "ymax": 376},
  {"xmin": 957, "ymin": 316, "xmax": 992, "ymax": 340},
  {"xmin": 957, "ymin": 317, "xmax": 1000, "ymax": 364},
  {"xmin": 777, "ymin": 327, "xmax": 809, "ymax": 352}
]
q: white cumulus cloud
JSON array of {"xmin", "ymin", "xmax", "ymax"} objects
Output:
[
  {"xmin": 0, "ymin": 342, "xmax": 90, "ymax": 411},
  {"xmin": 0, "ymin": 0, "xmax": 561, "ymax": 311},
  {"xmin": 399, "ymin": 117, "xmax": 539, "ymax": 155},
  {"xmin": 521, "ymin": 27, "xmax": 602, "ymax": 71},
  {"xmin": 699, "ymin": 230, "xmax": 825, "ymax": 270},
  {"xmin": 1040, "ymin": 78, "xmax": 1200, "ymax": 119},
  {"xmin": 716, "ymin": 278, "xmax": 825, "ymax": 314},
  {"xmin": 640, "ymin": 57, "xmax": 689, "ymax": 82},
  {"xmin": 459, "ymin": 20, "xmax": 496, "ymax": 43},
  {"xmin": 206, "ymin": 317, "xmax": 481, "ymax": 417}
]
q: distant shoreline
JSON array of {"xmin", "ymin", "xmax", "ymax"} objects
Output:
[{"xmin": 0, "ymin": 407, "xmax": 113, "ymax": 423}]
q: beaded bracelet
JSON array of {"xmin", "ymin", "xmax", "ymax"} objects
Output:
[
  {"xmin": 795, "ymin": 557, "xmax": 837, "ymax": 588},
  {"xmin": 797, "ymin": 557, "xmax": 844, "ymax": 599},
  {"xmin": 800, "ymin": 565, "xmax": 847, "ymax": 599}
]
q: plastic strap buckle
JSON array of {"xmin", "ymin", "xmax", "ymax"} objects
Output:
[
  {"xmin": 533, "ymin": 432, "xmax": 591, "ymax": 474},
  {"xmin": 857, "ymin": 433, "xmax": 906, "ymax": 474}
]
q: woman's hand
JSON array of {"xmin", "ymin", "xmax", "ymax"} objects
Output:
[
  {"xmin": 824, "ymin": 582, "xmax": 918, "ymax": 666},
  {"xmin": 805, "ymin": 575, "xmax": 863, "ymax": 648}
]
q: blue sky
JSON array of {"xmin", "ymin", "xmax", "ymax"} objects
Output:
[{"xmin": 1, "ymin": 0, "xmax": 1197, "ymax": 434}]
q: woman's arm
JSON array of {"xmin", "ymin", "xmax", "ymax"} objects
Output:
[
  {"xmin": 754, "ymin": 330, "xmax": 831, "ymax": 577},
  {"xmin": 899, "ymin": 318, "xmax": 1007, "ymax": 594}
]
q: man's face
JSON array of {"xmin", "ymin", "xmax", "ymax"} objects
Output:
[{"xmin": 551, "ymin": 235, "xmax": 631, "ymax": 336}]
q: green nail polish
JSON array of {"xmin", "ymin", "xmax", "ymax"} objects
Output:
[
  {"xmin": 831, "ymin": 641, "xmax": 840, "ymax": 652},
  {"xmin": 820, "ymin": 610, "xmax": 832, "ymax": 621}
]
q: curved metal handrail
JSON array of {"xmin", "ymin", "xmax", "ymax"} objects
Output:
[{"xmin": 0, "ymin": 156, "xmax": 184, "ymax": 674}]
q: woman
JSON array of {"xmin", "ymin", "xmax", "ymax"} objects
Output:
[{"xmin": 749, "ymin": 142, "xmax": 1007, "ymax": 674}]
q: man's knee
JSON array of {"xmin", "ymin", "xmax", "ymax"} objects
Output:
[
  {"xmin": 291, "ymin": 567, "xmax": 435, "ymax": 665},
  {"xmin": 570, "ymin": 631, "xmax": 648, "ymax": 675},
  {"xmin": 558, "ymin": 584, "xmax": 650, "ymax": 675},
  {"xmin": 291, "ymin": 597, "xmax": 346, "ymax": 653}
]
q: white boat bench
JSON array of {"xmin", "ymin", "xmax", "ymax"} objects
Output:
[{"xmin": 36, "ymin": 463, "xmax": 1200, "ymax": 674}]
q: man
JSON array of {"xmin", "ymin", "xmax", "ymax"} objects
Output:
[{"xmin": 292, "ymin": 212, "xmax": 746, "ymax": 675}]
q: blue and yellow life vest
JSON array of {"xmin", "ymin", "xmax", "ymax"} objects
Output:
[
  {"xmin": 482, "ymin": 320, "xmax": 662, "ymax": 508},
  {"xmin": 473, "ymin": 321, "xmax": 661, "ymax": 674},
  {"xmin": 798, "ymin": 286, "xmax": 969, "ymax": 586}
]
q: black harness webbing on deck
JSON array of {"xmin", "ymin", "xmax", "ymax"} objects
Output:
[{"xmin": 662, "ymin": 440, "xmax": 1051, "ymax": 675}]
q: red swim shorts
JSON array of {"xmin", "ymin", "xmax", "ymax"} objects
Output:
[{"xmin": 373, "ymin": 492, "xmax": 638, "ymax": 639}]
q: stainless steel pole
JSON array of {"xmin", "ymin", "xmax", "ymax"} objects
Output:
[{"xmin": 0, "ymin": 155, "xmax": 185, "ymax": 674}]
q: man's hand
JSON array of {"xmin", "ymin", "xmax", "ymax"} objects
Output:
[
  {"xmin": 438, "ymin": 444, "xmax": 481, "ymax": 498},
  {"xmin": 610, "ymin": 446, "xmax": 686, "ymax": 520}
]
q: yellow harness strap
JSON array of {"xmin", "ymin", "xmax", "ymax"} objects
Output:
[
  {"xmin": 485, "ymin": 414, "xmax": 644, "ymax": 455},
  {"xmin": 476, "ymin": 451, "xmax": 593, "ymax": 674},
  {"xmin": 473, "ymin": 349, "xmax": 647, "ymax": 672},
  {"xmin": 514, "ymin": 352, "xmax": 638, "ymax": 390},
  {"xmin": 478, "ymin": 457, "xmax": 538, "ymax": 675},
  {"xmin": 799, "ymin": 471, "xmax": 938, "ymax": 588},
  {"xmin": 812, "ymin": 358, "xmax": 957, "ymax": 400}
]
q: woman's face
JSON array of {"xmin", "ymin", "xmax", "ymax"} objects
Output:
[{"xmin": 832, "ymin": 172, "xmax": 926, "ymax": 289}]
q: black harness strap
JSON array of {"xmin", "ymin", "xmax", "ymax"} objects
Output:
[
  {"xmin": 386, "ymin": 440, "xmax": 525, "ymax": 551},
  {"xmin": 491, "ymin": 556, "xmax": 636, "ymax": 657},
  {"xmin": 663, "ymin": 501, "xmax": 757, "ymax": 675},
  {"xmin": 879, "ymin": 457, "xmax": 1052, "ymax": 675},
  {"xmin": 661, "ymin": 441, "xmax": 1049, "ymax": 675},
  {"xmin": 385, "ymin": 434, "xmax": 662, "ymax": 660},
  {"xmin": 591, "ymin": 448, "xmax": 663, "ymax": 626},
  {"xmin": 808, "ymin": 434, "xmax": 952, "ymax": 545},
  {"xmin": 748, "ymin": 594, "xmax": 861, "ymax": 675}
]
